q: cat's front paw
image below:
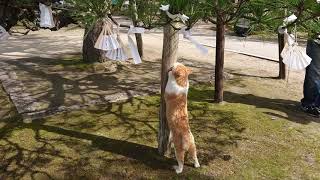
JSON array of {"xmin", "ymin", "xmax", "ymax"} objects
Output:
[
  {"xmin": 194, "ymin": 162, "xmax": 200, "ymax": 168},
  {"xmin": 173, "ymin": 165, "xmax": 183, "ymax": 174}
]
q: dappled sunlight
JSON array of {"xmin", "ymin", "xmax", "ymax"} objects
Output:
[
  {"xmin": 0, "ymin": 54, "xmax": 215, "ymax": 120},
  {"xmin": 0, "ymin": 30, "xmax": 83, "ymax": 60}
]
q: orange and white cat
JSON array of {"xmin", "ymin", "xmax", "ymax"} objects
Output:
[{"xmin": 165, "ymin": 62, "xmax": 200, "ymax": 174}]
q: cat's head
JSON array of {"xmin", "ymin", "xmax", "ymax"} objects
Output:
[{"xmin": 169, "ymin": 62, "xmax": 192, "ymax": 87}]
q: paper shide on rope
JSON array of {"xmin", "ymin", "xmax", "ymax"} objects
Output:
[
  {"xmin": 160, "ymin": 4, "xmax": 189, "ymax": 24},
  {"xmin": 94, "ymin": 19, "xmax": 120, "ymax": 51},
  {"xmin": 279, "ymin": 14, "xmax": 312, "ymax": 72},
  {"xmin": 39, "ymin": 3, "xmax": 55, "ymax": 28},
  {"xmin": 160, "ymin": 4, "xmax": 208, "ymax": 55},
  {"xmin": 281, "ymin": 28, "xmax": 312, "ymax": 71},
  {"xmin": 105, "ymin": 24, "xmax": 129, "ymax": 61},
  {"xmin": 180, "ymin": 27, "xmax": 208, "ymax": 55},
  {"xmin": 94, "ymin": 18, "xmax": 144, "ymax": 64}
]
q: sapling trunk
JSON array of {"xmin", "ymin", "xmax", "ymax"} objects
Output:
[
  {"xmin": 214, "ymin": 17, "xmax": 225, "ymax": 103},
  {"xmin": 158, "ymin": 24, "xmax": 179, "ymax": 155}
]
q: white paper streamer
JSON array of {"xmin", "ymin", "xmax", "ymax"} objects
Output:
[
  {"xmin": 105, "ymin": 45, "xmax": 128, "ymax": 61},
  {"xmin": 94, "ymin": 23, "xmax": 121, "ymax": 51},
  {"xmin": 127, "ymin": 26, "xmax": 145, "ymax": 64},
  {"xmin": 160, "ymin": 4, "xmax": 189, "ymax": 23},
  {"xmin": 283, "ymin": 14, "xmax": 297, "ymax": 25},
  {"xmin": 281, "ymin": 29, "xmax": 312, "ymax": 70},
  {"xmin": 105, "ymin": 25, "xmax": 128, "ymax": 61},
  {"xmin": 39, "ymin": 3, "xmax": 55, "ymax": 28},
  {"xmin": 0, "ymin": 25, "xmax": 9, "ymax": 41},
  {"xmin": 181, "ymin": 28, "xmax": 208, "ymax": 55},
  {"xmin": 95, "ymin": 34, "xmax": 120, "ymax": 51}
]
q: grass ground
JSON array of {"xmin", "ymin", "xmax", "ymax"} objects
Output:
[{"xmin": 1, "ymin": 79, "xmax": 320, "ymax": 179}]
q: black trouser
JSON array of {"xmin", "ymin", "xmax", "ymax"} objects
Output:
[{"xmin": 301, "ymin": 40, "xmax": 320, "ymax": 107}]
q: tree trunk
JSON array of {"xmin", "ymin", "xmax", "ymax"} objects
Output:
[
  {"xmin": 158, "ymin": 24, "xmax": 179, "ymax": 156},
  {"xmin": 129, "ymin": 0, "xmax": 143, "ymax": 57},
  {"xmin": 214, "ymin": 17, "xmax": 225, "ymax": 103},
  {"xmin": 135, "ymin": 33, "xmax": 143, "ymax": 57},
  {"xmin": 278, "ymin": 33, "xmax": 286, "ymax": 79},
  {"xmin": 82, "ymin": 19, "xmax": 109, "ymax": 63}
]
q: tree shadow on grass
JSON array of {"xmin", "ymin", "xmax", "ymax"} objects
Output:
[
  {"xmin": 189, "ymin": 86, "xmax": 319, "ymax": 124},
  {"xmin": 0, "ymin": 55, "xmax": 249, "ymax": 178},
  {"xmin": 28, "ymin": 120, "xmax": 175, "ymax": 170},
  {"xmin": 225, "ymin": 91, "xmax": 320, "ymax": 124},
  {"xmin": 0, "ymin": 96, "xmax": 224, "ymax": 179},
  {"xmin": 0, "ymin": 92, "xmax": 245, "ymax": 179}
]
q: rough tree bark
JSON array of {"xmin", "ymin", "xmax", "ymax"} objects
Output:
[
  {"xmin": 158, "ymin": 24, "xmax": 179, "ymax": 155},
  {"xmin": 135, "ymin": 33, "xmax": 143, "ymax": 57},
  {"xmin": 129, "ymin": 0, "xmax": 143, "ymax": 57},
  {"xmin": 278, "ymin": 33, "xmax": 286, "ymax": 79},
  {"xmin": 214, "ymin": 17, "xmax": 225, "ymax": 103},
  {"xmin": 83, "ymin": 19, "xmax": 109, "ymax": 63}
]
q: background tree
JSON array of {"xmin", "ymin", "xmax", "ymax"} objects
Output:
[
  {"xmin": 204, "ymin": 0, "xmax": 250, "ymax": 103},
  {"xmin": 204, "ymin": 0, "xmax": 319, "ymax": 103},
  {"xmin": 129, "ymin": 0, "xmax": 143, "ymax": 57}
]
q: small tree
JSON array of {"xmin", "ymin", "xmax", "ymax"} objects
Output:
[
  {"xmin": 129, "ymin": 0, "xmax": 143, "ymax": 57},
  {"xmin": 204, "ymin": 0, "xmax": 250, "ymax": 103},
  {"xmin": 157, "ymin": 0, "xmax": 205, "ymax": 155}
]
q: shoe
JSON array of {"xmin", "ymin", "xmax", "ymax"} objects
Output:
[{"xmin": 301, "ymin": 105, "xmax": 320, "ymax": 117}]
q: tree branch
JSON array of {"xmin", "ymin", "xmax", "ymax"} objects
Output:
[{"xmin": 226, "ymin": 0, "xmax": 248, "ymax": 23}]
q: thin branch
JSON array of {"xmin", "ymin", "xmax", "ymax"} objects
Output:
[
  {"xmin": 226, "ymin": 0, "xmax": 248, "ymax": 23},
  {"xmin": 207, "ymin": 17, "xmax": 217, "ymax": 24}
]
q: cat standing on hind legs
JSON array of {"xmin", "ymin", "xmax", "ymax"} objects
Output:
[{"xmin": 165, "ymin": 62, "xmax": 200, "ymax": 174}]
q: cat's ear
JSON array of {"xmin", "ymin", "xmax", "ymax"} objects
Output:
[{"xmin": 186, "ymin": 67, "xmax": 192, "ymax": 75}]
